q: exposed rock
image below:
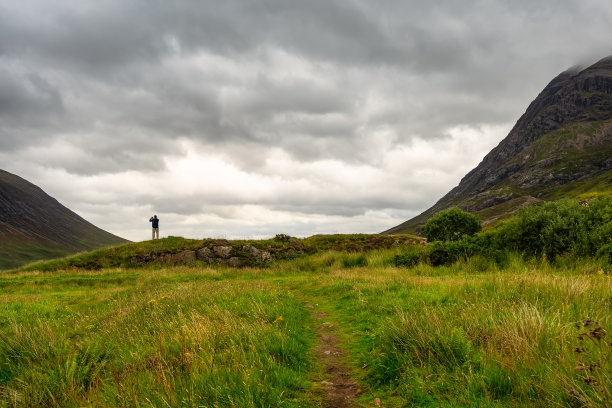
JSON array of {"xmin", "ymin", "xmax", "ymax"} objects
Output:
[
  {"xmin": 213, "ymin": 246, "xmax": 232, "ymax": 259},
  {"xmin": 228, "ymin": 257, "xmax": 241, "ymax": 267},
  {"xmin": 242, "ymin": 245, "xmax": 273, "ymax": 262},
  {"xmin": 160, "ymin": 250, "xmax": 196, "ymax": 264},
  {"xmin": 196, "ymin": 247, "xmax": 213, "ymax": 261},
  {"xmin": 242, "ymin": 245, "xmax": 262, "ymax": 258},
  {"xmin": 176, "ymin": 250, "xmax": 196, "ymax": 264},
  {"xmin": 261, "ymin": 250, "xmax": 272, "ymax": 262},
  {"xmin": 130, "ymin": 256, "xmax": 148, "ymax": 266}
]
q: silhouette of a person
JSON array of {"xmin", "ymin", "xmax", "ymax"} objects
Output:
[{"xmin": 149, "ymin": 215, "xmax": 159, "ymax": 239}]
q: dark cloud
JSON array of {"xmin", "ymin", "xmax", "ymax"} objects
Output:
[
  {"xmin": 1, "ymin": 0, "xmax": 612, "ymax": 238},
  {"xmin": 0, "ymin": 69, "xmax": 63, "ymax": 121}
]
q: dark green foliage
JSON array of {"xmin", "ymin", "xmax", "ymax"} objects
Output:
[
  {"xmin": 495, "ymin": 199, "xmax": 588, "ymax": 260},
  {"xmin": 427, "ymin": 241, "xmax": 465, "ymax": 266},
  {"xmin": 420, "ymin": 196, "xmax": 612, "ymax": 267},
  {"xmin": 492, "ymin": 196, "xmax": 612, "ymax": 260},
  {"xmin": 393, "ymin": 251, "xmax": 422, "ymax": 268},
  {"xmin": 582, "ymin": 195, "xmax": 612, "ymax": 255},
  {"xmin": 424, "ymin": 207, "xmax": 481, "ymax": 242},
  {"xmin": 596, "ymin": 243, "xmax": 612, "ymax": 267},
  {"xmin": 274, "ymin": 234, "xmax": 293, "ymax": 242}
]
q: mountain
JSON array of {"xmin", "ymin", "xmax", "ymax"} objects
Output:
[
  {"xmin": 385, "ymin": 55, "xmax": 612, "ymax": 235},
  {"xmin": 0, "ymin": 169, "xmax": 129, "ymax": 269}
]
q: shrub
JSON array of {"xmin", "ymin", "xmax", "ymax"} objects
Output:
[
  {"xmin": 393, "ymin": 252, "xmax": 422, "ymax": 268},
  {"xmin": 423, "ymin": 208, "xmax": 481, "ymax": 242},
  {"xmin": 495, "ymin": 199, "xmax": 589, "ymax": 260},
  {"xmin": 582, "ymin": 195, "xmax": 612, "ymax": 255},
  {"xmin": 426, "ymin": 240, "xmax": 471, "ymax": 266},
  {"xmin": 596, "ymin": 243, "xmax": 612, "ymax": 268},
  {"xmin": 274, "ymin": 234, "xmax": 292, "ymax": 243}
]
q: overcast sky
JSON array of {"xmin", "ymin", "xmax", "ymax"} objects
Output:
[{"xmin": 1, "ymin": 0, "xmax": 611, "ymax": 241}]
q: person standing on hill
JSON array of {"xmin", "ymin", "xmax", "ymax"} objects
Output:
[{"xmin": 149, "ymin": 215, "xmax": 159, "ymax": 239}]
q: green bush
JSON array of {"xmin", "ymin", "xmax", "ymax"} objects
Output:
[
  {"xmin": 393, "ymin": 252, "xmax": 422, "ymax": 268},
  {"xmin": 427, "ymin": 241, "xmax": 464, "ymax": 266},
  {"xmin": 420, "ymin": 196, "xmax": 611, "ymax": 267},
  {"xmin": 582, "ymin": 195, "xmax": 612, "ymax": 255},
  {"xmin": 596, "ymin": 243, "xmax": 612, "ymax": 267},
  {"xmin": 423, "ymin": 207, "xmax": 481, "ymax": 242},
  {"xmin": 494, "ymin": 199, "xmax": 589, "ymax": 260},
  {"xmin": 274, "ymin": 234, "xmax": 292, "ymax": 242}
]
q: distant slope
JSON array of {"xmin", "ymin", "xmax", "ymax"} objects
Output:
[
  {"xmin": 0, "ymin": 169, "xmax": 128, "ymax": 269},
  {"xmin": 385, "ymin": 56, "xmax": 612, "ymax": 235}
]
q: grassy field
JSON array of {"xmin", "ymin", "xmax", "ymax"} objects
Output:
[{"xmin": 0, "ymin": 240, "xmax": 610, "ymax": 407}]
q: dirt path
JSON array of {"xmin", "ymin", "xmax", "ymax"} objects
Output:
[{"xmin": 308, "ymin": 306, "xmax": 361, "ymax": 408}]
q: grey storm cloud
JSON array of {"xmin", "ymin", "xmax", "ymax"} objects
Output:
[
  {"xmin": 2, "ymin": 0, "xmax": 611, "ymax": 170},
  {"xmin": 1, "ymin": 0, "xmax": 612, "ymax": 239}
]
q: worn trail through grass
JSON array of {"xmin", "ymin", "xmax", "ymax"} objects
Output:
[
  {"xmin": 1, "ymin": 249, "xmax": 610, "ymax": 407},
  {"xmin": 303, "ymin": 298, "xmax": 361, "ymax": 408}
]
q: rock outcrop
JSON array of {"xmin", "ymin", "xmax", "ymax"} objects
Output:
[{"xmin": 130, "ymin": 244, "xmax": 272, "ymax": 267}]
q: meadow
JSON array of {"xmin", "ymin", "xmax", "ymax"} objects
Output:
[{"xmin": 0, "ymin": 241, "xmax": 610, "ymax": 407}]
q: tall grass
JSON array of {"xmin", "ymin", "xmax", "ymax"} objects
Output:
[
  {"xmin": 0, "ymin": 268, "xmax": 314, "ymax": 407},
  {"xmin": 1, "ymin": 246, "xmax": 610, "ymax": 407},
  {"xmin": 304, "ymin": 253, "xmax": 611, "ymax": 407}
]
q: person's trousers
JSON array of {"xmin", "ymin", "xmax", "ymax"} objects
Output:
[{"xmin": 152, "ymin": 228, "xmax": 159, "ymax": 239}]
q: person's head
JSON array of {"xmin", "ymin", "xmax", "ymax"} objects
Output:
[{"xmin": 154, "ymin": 215, "xmax": 157, "ymax": 218}]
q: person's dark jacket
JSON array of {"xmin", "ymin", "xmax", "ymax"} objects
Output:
[{"xmin": 150, "ymin": 217, "xmax": 159, "ymax": 228}]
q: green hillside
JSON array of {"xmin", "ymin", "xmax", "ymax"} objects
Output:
[
  {"xmin": 0, "ymin": 169, "xmax": 128, "ymax": 270},
  {"xmin": 386, "ymin": 56, "xmax": 612, "ymax": 235}
]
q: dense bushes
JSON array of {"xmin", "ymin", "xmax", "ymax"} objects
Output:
[
  {"xmin": 423, "ymin": 207, "xmax": 481, "ymax": 242},
  {"xmin": 393, "ymin": 251, "xmax": 422, "ymax": 268},
  {"xmin": 494, "ymin": 199, "xmax": 589, "ymax": 259},
  {"xmin": 494, "ymin": 197, "xmax": 612, "ymax": 260},
  {"xmin": 394, "ymin": 196, "xmax": 612, "ymax": 268}
]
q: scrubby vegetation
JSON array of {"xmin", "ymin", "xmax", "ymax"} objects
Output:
[
  {"xmin": 13, "ymin": 234, "xmax": 424, "ymax": 273},
  {"xmin": 404, "ymin": 196, "xmax": 612, "ymax": 268},
  {"xmin": 423, "ymin": 207, "xmax": 481, "ymax": 242},
  {"xmin": 0, "ymin": 196, "xmax": 610, "ymax": 407}
]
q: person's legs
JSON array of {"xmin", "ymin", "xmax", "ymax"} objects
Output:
[{"xmin": 154, "ymin": 228, "xmax": 159, "ymax": 239}]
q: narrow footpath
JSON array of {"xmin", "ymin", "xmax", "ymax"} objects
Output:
[{"xmin": 305, "ymin": 303, "xmax": 361, "ymax": 408}]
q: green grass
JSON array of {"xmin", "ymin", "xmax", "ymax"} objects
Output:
[
  {"xmin": 10, "ymin": 234, "xmax": 423, "ymax": 273},
  {"xmin": 1, "ymin": 241, "xmax": 610, "ymax": 407},
  {"xmin": 303, "ymin": 258, "xmax": 611, "ymax": 407},
  {"xmin": 0, "ymin": 242, "xmax": 71, "ymax": 270},
  {"xmin": 0, "ymin": 266, "xmax": 315, "ymax": 407}
]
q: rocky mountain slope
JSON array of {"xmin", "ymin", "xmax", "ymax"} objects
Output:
[
  {"xmin": 0, "ymin": 169, "xmax": 128, "ymax": 269},
  {"xmin": 385, "ymin": 55, "xmax": 612, "ymax": 235}
]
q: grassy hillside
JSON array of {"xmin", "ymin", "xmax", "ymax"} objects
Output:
[
  {"xmin": 0, "ymin": 242, "xmax": 72, "ymax": 271},
  {"xmin": 1, "ymin": 236, "xmax": 610, "ymax": 407},
  {"xmin": 386, "ymin": 57, "xmax": 612, "ymax": 235},
  {"xmin": 0, "ymin": 169, "xmax": 129, "ymax": 270}
]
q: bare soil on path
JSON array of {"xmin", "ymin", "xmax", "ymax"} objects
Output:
[{"xmin": 308, "ymin": 307, "xmax": 361, "ymax": 408}]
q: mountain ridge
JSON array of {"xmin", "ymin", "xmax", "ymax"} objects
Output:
[
  {"xmin": 385, "ymin": 55, "xmax": 612, "ymax": 234},
  {"xmin": 0, "ymin": 169, "xmax": 129, "ymax": 269}
]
